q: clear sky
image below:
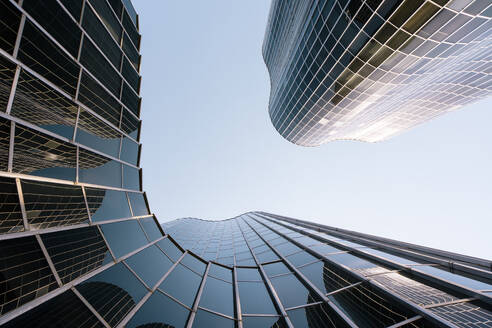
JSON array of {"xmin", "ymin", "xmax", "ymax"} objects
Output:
[{"xmin": 134, "ymin": 1, "xmax": 492, "ymax": 259}]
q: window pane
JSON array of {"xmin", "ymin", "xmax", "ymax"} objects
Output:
[
  {"xmin": 78, "ymin": 148, "xmax": 122, "ymax": 188},
  {"xmin": 180, "ymin": 254, "xmax": 206, "ymax": 274},
  {"xmin": 298, "ymin": 261, "xmax": 360, "ymax": 294},
  {"xmin": 0, "ymin": 236, "xmax": 58, "ymax": 315},
  {"xmin": 159, "ymin": 264, "xmax": 202, "ymax": 307},
  {"xmin": 11, "ymin": 70, "xmax": 77, "ymax": 140},
  {"xmin": 120, "ymin": 136, "xmax": 139, "ymax": 165},
  {"xmin": 126, "ymin": 291, "xmax": 189, "ymax": 328},
  {"xmin": 100, "ymin": 219, "xmax": 148, "ymax": 258},
  {"xmin": 41, "ymin": 226, "xmax": 110, "ymax": 284},
  {"xmin": 125, "ymin": 245, "xmax": 172, "ymax": 287},
  {"xmin": 286, "ymin": 251, "xmax": 318, "ymax": 267},
  {"xmin": 140, "ymin": 217, "xmax": 162, "ymax": 242},
  {"xmin": 193, "ymin": 310, "xmax": 235, "ymax": 328},
  {"xmin": 85, "ymin": 188, "xmax": 131, "ymax": 222},
  {"xmin": 128, "ymin": 192, "xmax": 148, "ymax": 216},
  {"xmin": 76, "ymin": 262, "xmax": 147, "ymax": 327},
  {"xmin": 76, "ymin": 108, "xmax": 121, "ymax": 158},
  {"xmin": 263, "ymin": 262, "xmax": 291, "ymax": 277},
  {"xmin": 288, "ymin": 303, "xmax": 350, "ymax": 328},
  {"xmin": 123, "ymin": 164, "xmax": 140, "ymax": 190},
  {"xmin": 208, "ymin": 264, "xmax": 232, "ymax": 283},
  {"xmin": 270, "ymin": 274, "xmax": 317, "ymax": 308},
  {"xmin": 0, "ymin": 177, "xmax": 24, "ymax": 234},
  {"xmin": 1, "ymin": 290, "xmax": 102, "ymax": 328},
  {"xmin": 157, "ymin": 238, "xmax": 183, "ymax": 262},
  {"xmin": 13, "ymin": 124, "xmax": 76, "ymax": 180},
  {"xmin": 237, "ymin": 267, "xmax": 262, "ymax": 281},
  {"xmin": 243, "ymin": 316, "xmax": 286, "ymax": 328},
  {"xmin": 199, "ymin": 276, "xmax": 234, "ymax": 316},
  {"xmin": 239, "ymin": 281, "xmax": 277, "ymax": 314}
]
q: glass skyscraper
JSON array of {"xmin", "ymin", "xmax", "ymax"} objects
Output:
[
  {"xmin": 0, "ymin": 0, "xmax": 491, "ymax": 327},
  {"xmin": 263, "ymin": 0, "xmax": 492, "ymax": 145}
]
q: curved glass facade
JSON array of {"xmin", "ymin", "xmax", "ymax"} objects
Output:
[
  {"xmin": 263, "ymin": 0, "xmax": 492, "ymax": 145},
  {"xmin": 0, "ymin": 0, "xmax": 491, "ymax": 327}
]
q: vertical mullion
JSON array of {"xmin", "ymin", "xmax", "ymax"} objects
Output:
[
  {"xmin": 244, "ymin": 216, "xmax": 359, "ymax": 328},
  {"xmin": 235, "ymin": 218, "xmax": 294, "ymax": 328},
  {"xmin": 115, "ymin": 251, "xmax": 188, "ymax": 328},
  {"xmin": 35, "ymin": 234, "xmax": 63, "ymax": 286},
  {"xmin": 15, "ymin": 178, "xmax": 29, "ymax": 230},
  {"xmin": 186, "ymin": 262, "xmax": 211, "ymax": 328},
  {"xmin": 7, "ymin": 121, "xmax": 15, "ymax": 172},
  {"xmin": 233, "ymin": 266, "xmax": 243, "ymax": 328},
  {"xmin": 5, "ymin": 66, "xmax": 21, "ymax": 114},
  {"xmin": 72, "ymin": 286, "xmax": 111, "ymax": 328},
  {"xmin": 12, "ymin": 14, "xmax": 26, "ymax": 58}
]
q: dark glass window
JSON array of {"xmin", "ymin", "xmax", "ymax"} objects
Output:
[
  {"xmin": 199, "ymin": 276, "xmax": 234, "ymax": 316},
  {"xmin": 18, "ymin": 21, "xmax": 79, "ymax": 96},
  {"xmin": 78, "ymin": 72, "xmax": 122, "ymax": 127},
  {"xmin": 310, "ymin": 243, "xmax": 342, "ymax": 255},
  {"xmin": 82, "ymin": 5, "xmax": 122, "ymax": 68},
  {"xmin": 327, "ymin": 282, "xmax": 416, "ymax": 327},
  {"xmin": 121, "ymin": 82, "xmax": 141, "ymax": 116},
  {"xmin": 120, "ymin": 108, "xmax": 140, "ymax": 139},
  {"xmin": 193, "ymin": 310, "xmax": 235, "ymax": 328},
  {"xmin": 415, "ymin": 266, "xmax": 492, "ymax": 291},
  {"xmin": 80, "ymin": 38, "xmax": 121, "ymax": 97},
  {"xmin": 239, "ymin": 281, "xmax": 277, "ymax": 314},
  {"xmin": 286, "ymin": 251, "xmax": 318, "ymax": 267},
  {"xmin": 122, "ymin": 10, "xmax": 140, "ymax": 49},
  {"xmin": 59, "ymin": 0, "xmax": 83, "ymax": 21},
  {"xmin": 140, "ymin": 217, "xmax": 162, "ymax": 241},
  {"xmin": 180, "ymin": 254, "xmax": 206, "ymax": 274},
  {"xmin": 288, "ymin": 303, "xmax": 350, "ymax": 328},
  {"xmin": 126, "ymin": 291, "xmax": 190, "ymax": 328},
  {"xmin": 125, "ymin": 245, "xmax": 173, "ymax": 287},
  {"xmin": 78, "ymin": 148, "xmax": 122, "ymax": 188},
  {"xmin": 76, "ymin": 108, "xmax": 121, "ymax": 158},
  {"xmin": 237, "ymin": 268, "xmax": 262, "ymax": 281},
  {"xmin": 85, "ymin": 188, "xmax": 131, "ymax": 222},
  {"xmin": 209, "ymin": 264, "xmax": 232, "ymax": 282},
  {"xmin": 327, "ymin": 252, "xmax": 380, "ymax": 270},
  {"xmin": 21, "ymin": 180, "xmax": 89, "ymax": 229},
  {"xmin": 13, "ymin": 124, "xmax": 77, "ymax": 180},
  {"xmin": 128, "ymin": 192, "xmax": 148, "ymax": 216},
  {"xmin": 1, "ymin": 290, "xmax": 103, "ymax": 328},
  {"xmin": 122, "ymin": 57, "xmax": 140, "ymax": 93},
  {"xmin": 23, "ymin": 0, "xmax": 82, "ymax": 57},
  {"xmin": 0, "ymin": 236, "xmax": 58, "ymax": 315},
  {"xmin": 0, "ymin": 1, "xmax": 21, "ymax": 54},
  {"xmin": 77, "ymin": 262, "xmax": 147, "ymax": 327},
  {"xmin": 263, "ymin": 262, "xmax": 291, "ymax": 277},
  {"xmin": 88, "ymin": 0, "xmax": 122, "ymax": 42},
  {"xmin": 0, "ymin": 177, "xmax": 23, "ymax": 235},
  {"xmin": 270, "ymin": 274, "xmax": 317, "ymax": 308},
  {"xmin": 120, "ymin": 136, "xmax": 139, "ymax": 165},
  {"xmin": 157, "ymin": 238, "xmax": 183, "ymax": 262},
  {"xmin": 243, "ymin": 316, "xmax": 286, "ymax": 328},
  {"xmin": 123, "ymin": 33, "xmax": 140, "ymax": 70},
  {"xmin": 11, "ymin": 70, "xmax": 77, "ymax": 139},
  {"xmin": 123, "ymin": 164, "xmax": 140, "ymax": 190},
  {"xmin": 0, "ymin": 56, "xmax": 16, "ymax": 113},
  {"xmin": 298, "ymin": 260, "xmax": 359, "ymax": 294},
  {"xmin": 159, "ymin": 264, "xmax": 202, "ymax": 308},
  {"xmin": 41, "ymin": 226, "xmax": 110, "ymax": 283},
  {"xmin": 100, "ymin": 219, "xmax": 148, "ymax": 258},
  {"xmin": 0, "ymin": 118, "xmax": 9, "ymax": 172}
]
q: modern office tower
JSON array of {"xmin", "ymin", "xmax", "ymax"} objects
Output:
[
  {"xmin": 0, "ymin": 0, "xmax": 491, "ymax": 328},
  {"xmin": 263, "ymin": 0, "xmax": 492, "ymax": 145}
]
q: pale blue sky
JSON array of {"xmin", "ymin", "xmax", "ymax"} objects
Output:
[{"xmin": 135, "ymin": 1, "xmax": 491, "ymax": 259}]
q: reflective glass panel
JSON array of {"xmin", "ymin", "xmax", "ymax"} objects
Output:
[
  {"xmin": 77, "ymin": 262, "xmax": 147, "ymax": 327},
  {"xmin": 209, "ymin": 264, "xmax": 232, "ymax": 282},
  {"xmin": 100, "ymin": 219, "xmax": 148, "ymax": 258},
  {"xmin": 157, "ymin": 238, "xmax": 183, "ymax": 262},
  {"xmin": 264, "ymin": 261, "xmax": 291, "ymax": 277},
  {"xmin": 0, "ymin": 177, "xmax": 23, "ymax": 234},
  {"xmin": 193, "ymin": 310, "xmax": 235, "ymax": 328},
  {"xmin": 288, "ymin": 303, "xmax": 350, "ymax": 328},
  {"xmin": 125, "ymin": 245, "xmax": 173, "ymax": 287},
  {"xmin": 159, "ymin": 264, "xmax": 202, "ymax": 307},
  {"xmin": 126, "ymin": 291, "xmax": 189, "ymax": 328},
  {"xmin": 199, "ymin": 276, "xmax": 234, "ymax": 316},
  {"xmin": 128, "ymin": 192, "xmax": 148, "ymax": 216},
  {"xmin": 270, "ymin": 274, "xmax": 317, "ymax": 308},
  {"xmin": 78, "ymin": 148, "xmax": 122, "ymax": 188},
  {"xmin": 85, "ymin": 188, "xmax": 131, "ymax": 222},
  {"xmin": 238, "ymin": 281, "xmax": 277, "ymax": 314},
  {"xmin": 243, "ymin": 316, "xmax": 285, "ymax": 328},
  {"xmin": 180, "ymin": 254, "xmax": 206, "ymax": 274},
  {"xmin": 237, "ymin": 268, "xmax": 262, "ymax": 281},
  {"xmin": 298, "ymin": 260, "xmax": 359, "ymax": 294},
  {"xmin": 140, "ymin": 217, "xmax": 162, "ymax": 241}
]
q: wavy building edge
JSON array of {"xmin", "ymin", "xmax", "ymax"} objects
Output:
[
  {"xmin": 0, "ymin": 0, "xmax": 491, "ymax": 327},
  {"xmin": 262, "ymin": 0, "xmax": 492, "ymax": 146}
]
